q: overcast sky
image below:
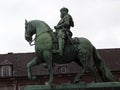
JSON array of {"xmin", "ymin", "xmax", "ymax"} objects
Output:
[{"xmin": 0, "ymin": 0, "xmax": 120, "ymax": 54}]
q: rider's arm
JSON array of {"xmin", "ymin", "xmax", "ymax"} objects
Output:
[
  {"xmin": 55, "ymin": 15, "xmax": 70, "ymax": 29},
  {"xmin": 59, "ymin": 15, "xmax": 70, "ymax": 28}
]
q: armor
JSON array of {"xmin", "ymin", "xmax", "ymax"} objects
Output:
[{"xmin": 54, "ymin": 7, "xmax": 74, "ymax": 55}]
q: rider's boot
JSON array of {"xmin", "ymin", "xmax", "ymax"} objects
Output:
[{"xmin": 57, "ymin": 37, "xmax": 64, "ymax": 56}]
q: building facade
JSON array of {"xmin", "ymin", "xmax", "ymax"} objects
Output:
[{"xmin": 0, "ymin": 48, "xmax": 120, "ymax": 90}]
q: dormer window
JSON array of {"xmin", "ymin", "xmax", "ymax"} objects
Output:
[
  {"xmin": 1, "ymin": 66, "xmax": 12, "ymax": 76},
  {"xmin": 60, "ymin": 66, "xmax": 67, "ymax": 73},
  {"xmin": 58, "ymin": 65, "xmax": 68, "ymax": 73},
  {"xmin": 0, "ymin": 59, "xmax": 13, "ymax": 77}
]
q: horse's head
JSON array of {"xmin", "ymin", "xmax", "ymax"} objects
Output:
[{"xmin": 25, "ymin": 19, "xmax": 35, "ymax": 42}]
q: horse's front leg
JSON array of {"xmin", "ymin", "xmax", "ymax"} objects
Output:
[
  {"xmin": 46, "ymin": 63, "xmax": 54, "ymax": 85},
  {"xmin": 27, "ymin": 57, "xmax": 40, "ymax": 80},
  {"xmin": 43, "ymin": 51, "xmax": 54, "ymax": 85}
]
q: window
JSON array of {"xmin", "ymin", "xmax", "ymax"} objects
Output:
[
  {"xmin": 0, "ymin": 59, "xmax": 13, "ymax": 77},
  {"xmin": 1, "ymin": 66, "xmax": 12, "ymax": 77},
  {"xmin": 59, "ymin": 65, "xmax": 67, "ymax": 73}
]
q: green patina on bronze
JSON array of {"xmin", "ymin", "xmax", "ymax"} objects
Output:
[
  {"xmin": 24, "ymin": 7, "xmax": 116, "ymax": 86},
  {"xmin": 25, "ymin": 19, "xmax": 116, "ymax": 85},
  {"xmin": 25, "ymin": 82, "xmax": 120, "ymax": 90},
  {"xmin": 54, "ymin": 7, "xmax": 74, "ymax": 56}
]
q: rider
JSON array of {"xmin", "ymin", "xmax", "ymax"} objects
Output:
[{"xmin": 54, "ymin": 7, "xmax": 74, "ymax": 55}]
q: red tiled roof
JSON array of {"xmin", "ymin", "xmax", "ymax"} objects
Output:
[{"xmin": 0, "ymin": 48, "xmax": 120, "ymax": 77}]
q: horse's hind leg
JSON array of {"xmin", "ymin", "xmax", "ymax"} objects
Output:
[
  {"xmin": 27, "ymin": 57, "xmax": 42, "ymax": 80},
  {"xmin": 88, "ymin": 66, "xmax": 99, "ymax": 82},
  {"xmin": 74, "ymin": 53, "xmax": 87, "ymax": 83},
  {"xmin": 74, "ymin": 67, "xmax": 86, "ymax": 83},
  {"xmin": 74, "ymin": 50, "xmax": 88, "ymax": 83}
]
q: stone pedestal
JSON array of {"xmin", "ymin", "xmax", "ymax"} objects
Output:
[{"xmin": 24, "ymin": 82, "xmax": 120, "ymax": 90}]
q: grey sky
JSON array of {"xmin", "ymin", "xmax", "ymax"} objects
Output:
[{"xmin": 0, "ymin": 0, "xmax": 120, "ymax": 54}]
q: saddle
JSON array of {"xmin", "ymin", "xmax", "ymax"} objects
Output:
[{"xmin": 52, "ymin": 32, "xmax": 79, "ymax": 51}]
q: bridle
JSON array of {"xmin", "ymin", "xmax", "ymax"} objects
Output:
[{"xmin": 29, "ymin": 39, "xmax": 35, "ymax": 46}]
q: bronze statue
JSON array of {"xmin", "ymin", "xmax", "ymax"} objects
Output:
[
  {"xmin": 25, "ymin": 19, "xmax": 116, "ymax": 85},
  {"xmin": 54, "ymin": 7, "xmax": 74, "ymax": 56}
]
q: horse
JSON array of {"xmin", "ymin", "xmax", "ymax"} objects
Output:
[{"xmin": 25, "ymin": 19, "xmax": 116, "ymax": 85}]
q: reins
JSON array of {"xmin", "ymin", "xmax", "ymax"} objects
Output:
[{"xmin": 29, "ymin": 30, "xmax": 51, "ymax": 46}]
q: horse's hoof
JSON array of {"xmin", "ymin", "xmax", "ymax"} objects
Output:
[
  {"xmin": 45, "ymin": 82, "xmax": 49, "ymax": 86},
  {"xmin": 73, "ymin": 80, "xmax": 80, "ymax": 84},
  {"xmin": 45, "ymin": 82, "xmax": 52, "ymax": 86},
  {"xmin": 45, "ymin": 81, "xmax": 53, "ymax": 86},
  {"xmin": 73, "ymin": 79, "xmax": 84, "ymax": 84},
  {"xmin": 73, "ymin": 78, "xmax": 81, "ymax": 84}
]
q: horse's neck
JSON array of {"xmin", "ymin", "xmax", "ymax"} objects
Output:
[{"xmin": 36, "ymin": 26, "xmax": 50, "ymax": 36}]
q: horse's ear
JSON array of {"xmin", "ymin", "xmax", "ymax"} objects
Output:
[{"xmin": 25, "ymin": 19, "xmax": 28, "ymax": 24}]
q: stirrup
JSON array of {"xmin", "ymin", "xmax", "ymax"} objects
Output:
[
  {"xmin": 52, "ymin": 50, "xmax": 63, "ymax": 56},
  {"xmin": 52, "ymin": 50, "xmax": 60, "ymax": 53}
]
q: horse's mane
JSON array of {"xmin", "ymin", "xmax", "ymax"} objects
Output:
[{"xmin": 28, "ymin": 20, "xmax": 52, "ymax": 32}]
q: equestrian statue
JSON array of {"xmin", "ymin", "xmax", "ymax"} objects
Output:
[{"xmin": 25, "ymin": 7, "xmax": 116, "ymax": 85}]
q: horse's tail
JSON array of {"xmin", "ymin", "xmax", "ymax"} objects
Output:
[{"xmin": 92, "ymin": 46, "xmax": 116, "ymax": 82}]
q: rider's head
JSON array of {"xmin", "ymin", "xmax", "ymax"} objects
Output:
[{"xmin": 60, "ymin": 7, "xmax": 69, "ymax": 18}]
